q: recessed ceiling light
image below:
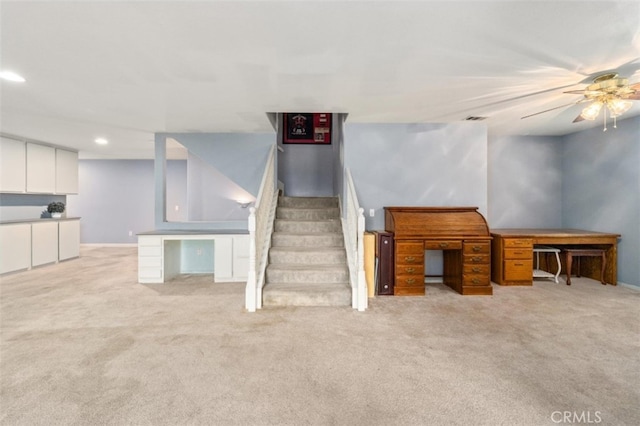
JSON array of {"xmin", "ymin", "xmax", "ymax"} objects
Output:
[
  {"xmin": 0, "ymin": 71, "xmax": 26, "ymax": 82},
  {"xmin": 95, "ymin": 138, "xmax": 109, "ymax": 145}
]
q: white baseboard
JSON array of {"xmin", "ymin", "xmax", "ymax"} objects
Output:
[
  {"xmin": 81, "ymin": 243, "xmax": 138, "ymax": 248},
  {"xmin": 618, "ymin": 281, "xmax": 639, "ymax": 291}
]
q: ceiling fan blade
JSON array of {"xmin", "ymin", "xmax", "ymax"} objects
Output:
[
  {"xmin": 521, "ymin": 102, "xmax": 580, "ymax": 119},
  {"xmin": 573, "ymin": 114, "xmax": 585, "ymax": 123},
  {"xmin": 563, "ymin": 90, "xmax": 587, "ymax": 94},
  {"xmin": 625, "ymin": 94, "xmax": 640, "ymax": 100}
]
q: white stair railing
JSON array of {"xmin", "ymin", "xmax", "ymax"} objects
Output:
[
  {"xmin": 245, "ymin": 144, "xmax": 278, "ymax": 312},
  {"xmin": 343, "ymin": 168, "xmax": 367, "ymax": 311}
]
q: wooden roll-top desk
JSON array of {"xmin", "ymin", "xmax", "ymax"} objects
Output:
[{"xmin": 384, "ymin": 207, "xmax": 492, "ymax": 296}]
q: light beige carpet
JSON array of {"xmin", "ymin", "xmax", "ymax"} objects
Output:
[{"xmin": 1, "ymin": 246, "xmax": 639, "ymax": 425}]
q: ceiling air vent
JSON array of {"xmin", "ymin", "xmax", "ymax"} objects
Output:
[{"xmin": 464, "ymin": 116, "xmax": 488, "ymax": 121}]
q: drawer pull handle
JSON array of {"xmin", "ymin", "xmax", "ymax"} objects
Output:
[
  {"xmin": 406, "ymin": 278, "xmax": 416, "ymax": 284},
  {"xmin": 515, "ymin": 263, "xmax": 523, "ymax": 266},
  {"xmin": 472, "ymin": 246, "xmax": 482, "ymax": 252},
  {"xmin": 439, "ymin": 242, "xmax": 449, "ymax": 248},
  {"xmin": 405, "ymin": 256, "xmax": 416, "ymax": 262},
  {"xmin": 472, "ymin": 278, "xmax": 480, "ymax": 284},
  {"xmin": 472, "ymin": 267, "xmax": 481, "ymax": 273},
  {"xmin": 405, "ymin": 267, "xmax": 415, "ymax": 273},
  {"xmin": 472, "ymin": 256, "xmax": 483, "ymax": 262}
]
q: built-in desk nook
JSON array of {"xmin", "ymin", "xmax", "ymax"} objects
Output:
[
  {"xmin": 384, "ymin": 207, "xmax": 493, "ymax": 296},
  {"xmin": 490, "ymin": 229, "xmax": 620, "ymax": 286},
  {"xmin": 137, "ymin": 230, "xmax": 249, "ymax": 283}
]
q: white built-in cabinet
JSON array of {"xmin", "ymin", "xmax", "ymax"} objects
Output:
[
  {"xmin": 26, "ymin": 143, "xmax": 56, "ymax": 193},
  {"xmin": 0, "ymin": 223, "xmax": 32, "ymax": 274},
  {"xmin": 59, "ymin": 220, "xmax": 80, "ymax": 260},
  {"xmin": 138, "ymin": 233, "xmax": 249, "ymax": 283},
  {"xmin": 32, "ymin": 221, "xmax": 59, "ymax": 266},
  {"xmin": 0, "ymin": 138, "xmax": 78, "ymax": 194},
  {"xmin": 55, "ymin": 148, "xmax": 79, "ymax": 194},
  {"xmin": 0, "ymin": 219, "xmax": 81, "ymax": 275},
  {"xmin": 0, "ymin": 138, "xmax": 26, "ymax": 192}
]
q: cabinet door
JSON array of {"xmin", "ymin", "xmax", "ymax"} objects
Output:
[
  {"xmin": 0, "ymin": 224, "xmax": 31, "ymax": 274},
  {"xmin": 232, "ymin": 235, "xmax": 249, "ymax": 281},
  {"xmin": 59, "ymin": 220, "xmax": 80, "ymax": 260},
  {"xmin": 55, "ymin": 149, "xmax": 79, "ymax": 194},
  {"xmin": 213, "ymin": 237, "xmax": 233, "ymax": 281},
  {"xmin": 26, "ymin": 143, "xmax": 56, "ymax": 193},
  {"xmin": 0, "ymin": 137, "xmax": 26, "ymax": 192},
  {"xmin": 32, "ymin": 221, "xmax": 59, "ymax": 266}
]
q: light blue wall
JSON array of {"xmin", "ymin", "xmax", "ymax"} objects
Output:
[
  {"xmin": 68, "ymin": 160, "xmax": 154, "ymax": 244},
  {"xmin": 154, "ymin": 132, "xmax": 274, "ymax": 230},
  {"xmin": 488, "ymin": 135, "xmax": 562, "ymax": 228},
  {"xmin": 67, "ymin": 160, "xmax": 186, "ymax": 244},
  {"xmin": 343, "ymin": 122, "xmax": 488, "ymax": 231},
  {"xmin": 562, "ymin": 115, "xmax": 640, "ymax": 287}
]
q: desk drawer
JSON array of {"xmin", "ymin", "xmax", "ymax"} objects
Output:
[
  {"xmin": 395, "ymin": 275, "xmax": 424, "ymax": 287},
  {"xmin": 138, "ymin": 267, "xmax": 162, "ymax": 279},
  {"xmin": 396, "ymin": 264, "xmax": 424, "ymax": 276},
  {"xmin": 463, "ymin": 242, "xmax": 490, "ymax": 255},
  {"xmin": 138, "ymin": 246, "xmax": 162, "ymax": 257},
  {"xmin": 424, "ymin": 240, "xmax": 462, "ymax": 250},
  {"xmin": 138, "ymin": 256, "xmax": 162, "ymax": 267},
  {"xmin": 464, "ymin": 254, "xmax": 490, "ymax": 264},
  {"xmin": 505, "ymin": 248, "xmax": 532, "ymax": 260},
  {"xmin": 394, "ymin": 286, "xmax": 425, "ymax": 296},
  {"xmin": 463, "ymin": 274, "xmax": 490, "ymax": 286},
  {"xmin": 397, "ymin": 253, "xmax": 424, "ymax": 264},
  {"xmin": 139, "ymin": 236, "xmax": 162, "ymax": 246},
  {"xmin": 463, "ymin": 264, "xmax": 490, "ymax": 275},
  {"xmin": 396, "ymin": 241, "xmax": 424, "ymax": 254},
  {"xmin": 504, "ymin": 259, "xmax": 533, "ymax": 281},
  {"xmin": 504, "ymin": 238, "xmax": 533, "ymax": 248}
]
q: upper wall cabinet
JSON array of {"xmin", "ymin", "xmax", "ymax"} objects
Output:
[
  {"xmin": 0, "ymin": 138, "xmax": 78, "ymax": 195},
  {"xmin": 55, "ymin": 149, "xmax": 79, "ymax": 194},
  {"xmin": 26, "ymin": 143, "xmax": 56, "ymax": 193},
  {"xmin": 0, "ymin": 137, "xmax": 26, "ymax": 192}
]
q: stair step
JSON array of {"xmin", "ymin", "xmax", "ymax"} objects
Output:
[
  {"xmin": 276, "ymin": 207, "xmax": 340, "ymax": 221},
  {"xmin": 274, "ymin": 219, "xmax": 342, "ymax": 233},
  {"xmin": 263, "ymin": 196, "xmax": 350, "ymax": 308},
  {"xmin": 269, "ymin": 247, "xmax": 347, "ymax": 265},
  {"xmin": 278, "ymin": 196, "xmax": 339, "ymax": 208},
  {"xmin": 263, "ymin": 282, "xmax": 351, "ymax": 307},
  {"xmin": 266, "ymin": 264, "xmax": 349, "ymax": 284},
  {"xmin": 271, "ymin": 232, "xmax": 344, "ymax": 248}
]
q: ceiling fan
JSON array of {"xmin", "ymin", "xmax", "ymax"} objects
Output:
[{"xmin": 522, "ymin": 73, "xmax": 640, "ymax": 130}]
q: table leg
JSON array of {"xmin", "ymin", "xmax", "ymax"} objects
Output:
[
  {"xmin": 566, "ymin": 252, "xmax": 572, "ymax": 285},
  {"xmin": 600, "ymin": 252, "xmax": 606, "ymax": 285}
]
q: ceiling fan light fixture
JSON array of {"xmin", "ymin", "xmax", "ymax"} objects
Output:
[
  {"xmin": 580, "ymin": 101, "xmax": 603, "ymax": 121},
  {"xmin": 608, "ymin": 98, "xmax": 633, "ymax": 117}
]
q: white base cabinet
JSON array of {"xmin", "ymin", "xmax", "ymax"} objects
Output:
[
  {"xmin": 0, "ymin": 224, "xmax": 32, "ymax": 274},
  {"xmin": 32, "ymin": 222, "xmax": 59, "ymax": 267},
  {"xmin": 59, "ymin": 220, "xmax": 80, "ymax": 260},
  {"xmin": 138, "ymin": 233, "xmax": 249, "ymax": 283},
  {"xmin": 0, "ymin": 219, "xmax": 80, "ymax": 275}
]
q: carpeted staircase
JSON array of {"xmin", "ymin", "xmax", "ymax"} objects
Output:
[{"xmin": 263, "ymin": 196, "xmax": 351, "ymax": 307}]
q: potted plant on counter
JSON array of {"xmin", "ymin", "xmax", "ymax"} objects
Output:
[{"xmin": 47, "ymin": 201, "xmax": 65, "ymax": 218}]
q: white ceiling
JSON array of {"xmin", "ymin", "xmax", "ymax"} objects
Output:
[{"xmin": 1, "ymin": 0, "xmax": 639, "ymax": 159}]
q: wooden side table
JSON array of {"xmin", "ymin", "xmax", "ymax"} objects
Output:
[{"xmin": 563, "ymin": 248, "xmax": 606, "ymax": 286}]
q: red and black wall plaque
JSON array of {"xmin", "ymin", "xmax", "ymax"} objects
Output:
[{"xmin": 283, "ymin": 113, "xmax": 332, "ymax": 144}]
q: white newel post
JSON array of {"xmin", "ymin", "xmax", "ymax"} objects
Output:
[{"xmin": 245, "ymin": 207, "xmax": 257, "ymax": 312}]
